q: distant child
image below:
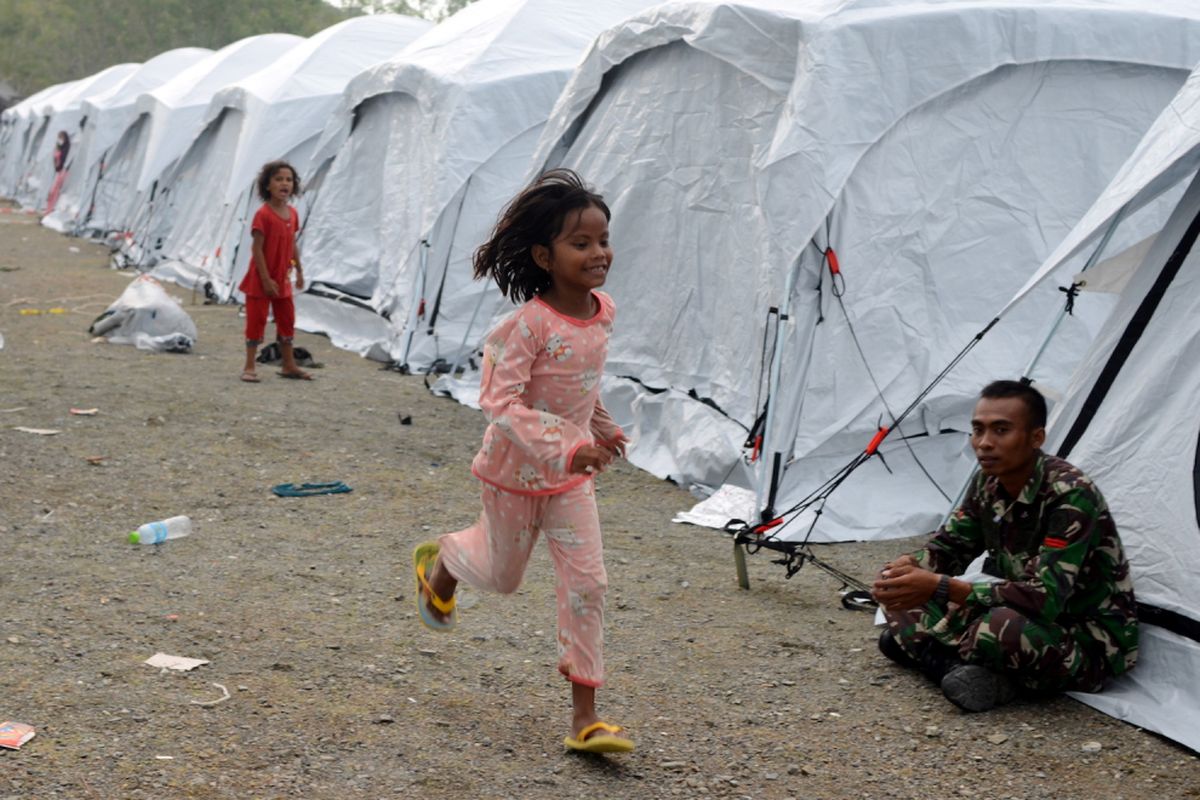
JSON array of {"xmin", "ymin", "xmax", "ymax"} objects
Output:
[
  {"xmin": 45, "ymin": 131, "xmax": 71, "ymax": 213},
  {"xmin": 52, "ymin": 131, "xmax": 70, "ymax": 173},
  {"xmin": 412, "ymin": 169, "xmax": 633, "ymax": 753},
  {"xmin": 239, "ymin": 160, "xmax": 310, "ymax": 382}
]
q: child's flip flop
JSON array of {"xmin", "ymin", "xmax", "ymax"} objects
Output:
[
  {"xmin": 563, "ymin": 722, "xmax": 635, "ymax": 753},
  {"xmin": 413, "ymin": 542, "xmax": 456, "ymax": 632}
]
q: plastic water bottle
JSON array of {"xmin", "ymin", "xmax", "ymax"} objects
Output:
[{"xmin": 129, "ymin": 515, "xmax": 192, "ymax": 545}]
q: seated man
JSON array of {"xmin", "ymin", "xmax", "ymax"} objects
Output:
[{"xmin": 872, "ymin": 380, "xmax": 1138, "ymax": 712}]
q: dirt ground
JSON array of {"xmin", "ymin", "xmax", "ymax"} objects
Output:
[{"xmin": 0, "ymin": 201, "xmax": 1197, "ymax": 799}]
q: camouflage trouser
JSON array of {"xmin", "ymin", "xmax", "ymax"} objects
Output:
[{"xmin": 884, "ymin": 603, "xmax": 1107, "ymax": 693}]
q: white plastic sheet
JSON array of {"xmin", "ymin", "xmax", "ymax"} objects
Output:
[{"xmin": 89, "ymin": 274, "xmax": 197, "ymax": 353}]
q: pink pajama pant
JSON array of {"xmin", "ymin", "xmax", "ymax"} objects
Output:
[{"xmin": 438, "ymin": 481, "xmax": 608, "ymax": 687}]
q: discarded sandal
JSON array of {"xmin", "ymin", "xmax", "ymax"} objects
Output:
[
  {"xmin": 563, "ymin": 721, "xmax": 635, "ymax": 753},
  {"xmin": 271, "ymin": 481, "xmax": 352, "ymax": 497},
  {"xmin": 413, "ymin": 542, "xmax": 456, "ymax": 632}
]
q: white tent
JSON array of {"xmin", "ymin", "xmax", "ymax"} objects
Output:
[
  {"xmin": 39, "ymin": 48, "xmax": 213, "ymax": 234},
  {"xmin": 295, "ymin": 0, "xmax": 658, "ymax": 367},
  {"xmin": 995, "ymin": 60, "xmax": 1200, "ymax": 755},
  {"xmin": 90, "ymin": 34, "xmax": 304, "ymax": 257},
  {"xmin": 147, "ymin": 15, "xmax": 431, "ymax": 295},
  {"xmin": 12, "ymin": 63, "xmax": 141, "ymax": 211},
  {"xmin": 449, "ymin": 0, "xmax": 1200, "ymax": 543}
]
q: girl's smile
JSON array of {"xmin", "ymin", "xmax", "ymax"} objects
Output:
[{"xmin": 536, "ymin": 204, "xmax": 612, "ymax": 301}]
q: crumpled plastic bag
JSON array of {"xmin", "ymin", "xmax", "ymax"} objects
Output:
[{"xmin": 89, "ymin": 275, "xmax": 197, "ymax": 353}]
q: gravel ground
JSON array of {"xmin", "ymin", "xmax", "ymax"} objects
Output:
[{"xmin": 1, "ymin": 201, "xmax": 1197, "ymax": 799}]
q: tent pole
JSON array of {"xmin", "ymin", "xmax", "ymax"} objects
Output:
[
  {"xmin": 755, "ymin": 253, "xmax": 802, "ymax": 523},
  {"xmin": 447, "ymin": 277, "xmax": 492, "ymax": 377},
  {"xmin": 937, "ymin": 204, "xmax": 1131, "ymax": 529},
  {"xmin": 399, "ymin": 238, "xmax": 430, "ymax": 369},
  {"xmin": 741, "ymin": 253, "xmax": 803, "ymax": 589},
  {"xmin": 223, "ymin": 187, "xmax": 256, "ymax": 302},
  {"xmin": 1022, "ymin": 204, "xmax": 1130, "ymax": 379}
]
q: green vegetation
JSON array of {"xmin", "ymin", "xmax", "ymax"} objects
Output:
[{"xmin": 0, "ymin": 0, "xmax": 477, "ymax": 99}]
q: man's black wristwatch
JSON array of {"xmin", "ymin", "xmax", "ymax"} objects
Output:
[{"xmin": 932, "ymin": 574, "xmax": 950, "ymax": 605}]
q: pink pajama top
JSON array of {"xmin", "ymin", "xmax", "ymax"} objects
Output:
[{"xmin": 472, "ymin": 291, "xmax": 625, "ymax": 496}]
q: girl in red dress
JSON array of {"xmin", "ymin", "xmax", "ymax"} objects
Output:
[{"xmin": 239, "ymin": 160, "xmax": 310, "ymax": 382}]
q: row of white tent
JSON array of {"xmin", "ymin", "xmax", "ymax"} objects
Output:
[{"xmin": 2, "ymin": 0, "xmax": 1199, "ymax": 750}]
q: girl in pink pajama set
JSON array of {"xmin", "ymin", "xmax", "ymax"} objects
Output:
[{"xmin": 413, "ymin": 169, "xmax": 634, "ymax": 754}]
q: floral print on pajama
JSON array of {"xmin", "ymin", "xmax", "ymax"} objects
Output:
[
  {"xmin": 439, "ymin": 482, "xmax": 608, "ymax": 686},
  {"xmin": 438, "ymin": 291, "xmax": 625, "ymax": 687}
]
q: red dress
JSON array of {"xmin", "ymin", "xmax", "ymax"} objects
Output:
[{"xmin": 239, "ymin": 204, "xmax": 298, "ymax": 298}]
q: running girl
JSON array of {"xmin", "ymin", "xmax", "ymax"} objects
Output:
[{"xmin": 412, "ymin": 169, "xmax": 633, "ymax": 753}]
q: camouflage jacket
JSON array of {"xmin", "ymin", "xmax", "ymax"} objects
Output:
[{"xmin": 912, "ymin": 452, "xmax": 1138, "ymax": 676}]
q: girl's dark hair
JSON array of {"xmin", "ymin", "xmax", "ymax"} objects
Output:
[
  {"xmin": 473, "ymin": 169, "xmax": 610, "ymax": 302},
  {"xmin": 255, "ymin": 160, "xmax": 301, "ymax": 201}
]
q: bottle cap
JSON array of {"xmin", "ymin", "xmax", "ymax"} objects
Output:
[{"xmin": 128, "ymin": 531, "xmax": 141, "ymax": 544}]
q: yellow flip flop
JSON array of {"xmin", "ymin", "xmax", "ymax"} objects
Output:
[
  {"xmin": 413, "ymin": 542, "xmax": 456, "ymax": 632},
  {"xmin": 563, "ymin": 721, "xmax": 635, "ymax": 753}
]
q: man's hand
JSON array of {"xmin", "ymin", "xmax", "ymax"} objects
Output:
[
  {"xmin": 264, "ymin": 277, "xmax": 280, "ymax": 298},
  {"xmin": 294, "ymin": 267, "xmax": 304, "ymax": 291},
  {"xmin": 872, "ymin": 558, "xmax": 940, "ymax": 612}
]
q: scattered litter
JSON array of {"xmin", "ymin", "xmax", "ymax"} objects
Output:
[
  {"xmin": 399, "ymin": 414, "xmax": 413, "ymax": 425},
  {"xmin": 190, "ymin": 683, "xmax": 230, "ymax": 707},
  {"xmin": 672, "ymin": 484, "xmax": 756, "ymax": 528},
  {"xmin": 987, "ymin": 733, "xmax": 1009, "ymax": 744},
  {"xmin": 13, "ymin": 427, "xmax": 60, "ymax": 435},
  {"xmin": 69, "ymin": 246, "xmax": 81, "ymax": 253},
  {"xmin": 86, "ymin": 455, "xmax": 107, "ymax": 466},
  {"xmin": 1081, "ymin": 740, "xmax": 1103, "ymax": 753},
  {"xmin": 155, "ymin": 755, "xmax": 175, "ymax": 760},
  {"xmin": 0, "ymin": 407, "xmax": 27, "ymax": 413},
  {"xmin": 69, "ymin": 407, "xmax": 99, "ymax": 416},
  {"xmin": 0, "ymin": 721, "xmax": 36, "ymax": 750},
  {"xmin": 18, "ymin": 307, "xmax": 66, "ymax": 316},
  {"xmin": 145, "ymin": 652, "xmax": 209, "ymax": 672},
  {"xmin": 271, "ymin": 481, "xmax": 352, "ymax": 497},
  {"xmin": 130, "ymin": 516, "xmax": 192, "ymax": 545}
]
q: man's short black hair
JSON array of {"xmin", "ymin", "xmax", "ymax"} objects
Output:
[{"xmin": 980, "ymin": 380, "xmax": 1047, "ymax": 430}]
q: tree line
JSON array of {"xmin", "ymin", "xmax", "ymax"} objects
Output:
[{"xmin": 0, "ymin": 0, "xmax": 477, "ymax": 100}]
